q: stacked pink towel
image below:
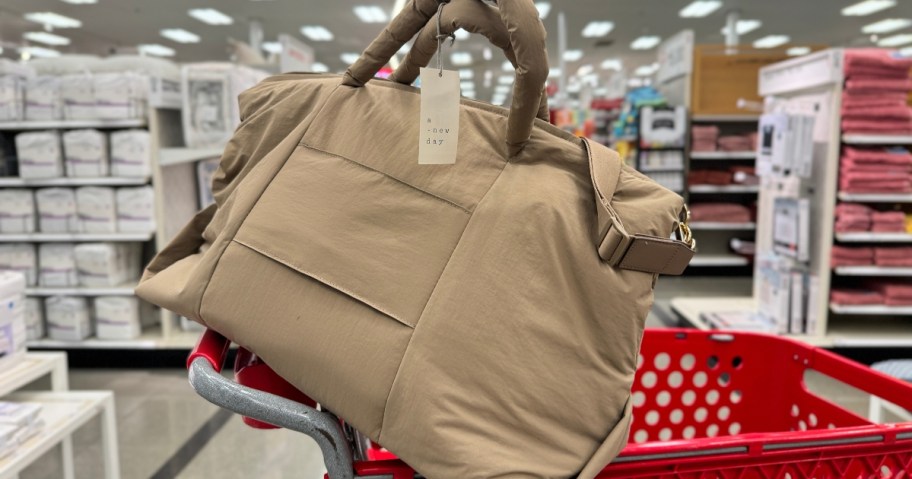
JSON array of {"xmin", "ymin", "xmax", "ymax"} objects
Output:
[
  {"xmin": 839, "ymin": 147, "xmax": 912, "ymax": 193},
  {"xmin": 689, "ymin": 203, "xmax": 752, "ymax": 223},
  {"xmin": 871, "ymin": 281, "xmax": 912, "ymax": 306},
  {"xmin": 872, "ymin": 211, "xmax": 907, "ymax": 232},
  {"xmin": 830, "ymin": 288, "xmax": 884, "ymax": 305},
  {"xmin": 874, "ymin": 246, "xmax": 912, "ymax": 266},
  {"xmin": 842, "ymin": 49, "xmax": 912, "ymax": 135},
  {"xmin": 835, "ymin": 202, "xmax": 874, "ymax": 232},
  {"xmin": 692, "ymin": 126, "xmax": 720, "ymax": 152},
  {"xmin": 831, "ymin": 245, "xmax": 874, "ymax": 267},
  {"xmin": 717, "ymin": 134, "xmax": 754, "ymax": 152}
]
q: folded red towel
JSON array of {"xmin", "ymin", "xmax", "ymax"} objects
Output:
[
  {"xmin": 830, "ymin": 288, "xmax": 884, "ymax": 305},
  {"xmin": 689, "ymin": 170, "xmax": 734, "ymax": 186},
  {"xmin": 843, "ymin": 147, "xmax": 912, "ymax": 165},
  {"xmin": 872, "ymin": 211, "xmax": 907, "ymax": 223},
  {"xmin": 842, "ymin": 118, "xmax": 912, "ymax": 134},
  {"xmin": 875, "ymin": 282, "xmax": 912, "ymax": 298},
  {"xmin": 832, "ymin": 245, "xmax": 875, "ymax": 259},
  {"xmin": 843, "ymin": 92, "xmax": 911, "ymax": 107},
  {"xmin": 844, "ymin": 49, "xmax": 912, "ymax": 74},
  {"xmin": 885, "ymin": 297, "xmax": 912, "ymax": 306},
  {"xmin": 874, "ymin": 246, "xmax": 912, "ymax": 259},
  {"xmin": 692, "ymin": 126, "xmax": 720, "ymax": 140},
  {"xmin": 842, "ymin": 106, "xmax": 912, "ymax": 121},
  {"xmin": 835, "ymin": 222, "xmax": 871, "ymax": 233},
  {"xmin": 690, "ymin": 203, "xmax": 752, "ymax": 222},
  {"xmin": 840, "ymin": 164, "xmax": 912, "ymax": 175},
  {"xmin": 872, "ymin": 224, "xmax": 908, "ymax": 232},
  {"xmin": 876, "ymin": 258, "xmax": 912, "ymax": 267},
  {"xmin": 836, "ymin": 203, "xmax": 875, "ymax": 217},
  {"xmin": 840, "ymin": 184, "xmax": 912, "ymax": 194},
  {"xmin": 845, "ymin": 78, "xmax": 912, "ymax": 93}
]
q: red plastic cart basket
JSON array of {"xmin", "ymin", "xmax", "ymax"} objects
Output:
[{"xmin": 188, "ymin": 328, "xmax": 912, "ymax": 478}]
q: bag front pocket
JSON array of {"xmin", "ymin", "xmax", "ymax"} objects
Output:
[{"xmin": 234, "ymin": 144, "xmax": 471, "ymax": 328}]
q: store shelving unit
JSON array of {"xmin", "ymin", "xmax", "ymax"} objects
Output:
[
  {"xmin": 0, "ymin": 177, "xmax": 150, "ymax": 187},
  {"xmin": 0, "ymin": 119, "xmax": 145, "ymax": 131},
  {"xmin": 24, "ymin": 286, "xmax": 135, "ymax": 296},
  {"xmin": 669, "ymin": 48, "xmax": 912, "ymax": 349},
  {"xmin": 690, "ymin": 222, "xmax": 756, "ymax": 230},
  {"xmin": 688, "ymin": 254, "xmax": 750, "ymax": 267},
  {"xmin": 0, "ymin": 232, "xmax": 154, "ymax": 242},
  {"xmin": 689, "ymin": 184, "xmax": 760, "ymax": 194},
  {"xmin": 690, "ymin": 151, "xmax": 756, "ymax": 160}
]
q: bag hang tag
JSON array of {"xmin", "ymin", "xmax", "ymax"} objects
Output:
[{"xmin": 418, "ymin": 3, "xmax": 460, "ymax": 165}]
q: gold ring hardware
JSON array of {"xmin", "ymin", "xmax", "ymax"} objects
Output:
[{"xmin": 677, "ymin": 205, "xmax": 696, "ymax": 250}]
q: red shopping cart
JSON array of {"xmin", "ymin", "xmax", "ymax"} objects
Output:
[{"xmin": 187, "ymin": 328, "xmax": 912, "ymax": 478}]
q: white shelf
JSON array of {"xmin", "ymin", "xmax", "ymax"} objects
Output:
[
  {"xmin": 837, "ymin": 192, "xmax": 912, "ymax": 203},
  {"xmin": 25, "ymin": 285, "xmax": 135, "ymax": 296},
  {"xmin": 0, "ymin": 118, "xmax": 146, "ymax": 130},
  {"xmin": 833, "ymin": 266, "xmax": 912, "ymax": 277},
  {"xmin": 669, "ymin": 296, "xmax": 756, "ymax": 331},
  {"xmin": 0, "ymin": 232, "xmax": 153, "ymax": 242},
  {"xmin": 691, "ymin": 114, "xmax": 760, "ymax": 122},
  {"xmin": 690, "ymin": 151, "xmax": 756, "ymax": 160},
  {"xmin": 689, "ymin": 254, "xmax": 751, "ymax": 267},
  {"xmin": 0, "ymin": 391, "xmax": 117, "ymax": 479},
  {"xmin": 28, "ymin": 327, "xmax": 199, "ymax": 350},
  {"xmin": 689, "ymin": 184, "xmax": 760, "ymax": 194},
  {"xmin": 830, "ymin": 303, "xmax": 912, "ymax": 316},
  {"xmin": 690, "ymin": 222, "xmax": 756, "ymax": 231},
  {"xmin": 826, "ymin": 318, "xmax": 912, "ymax": 347},
  {"xmin": 0, "ymin": 353, "xmax": 67, "ymax": 398},
  {"xmin": 159, "ymin": 147, "xmax": 223, "ymax": 167},
  {"xmin": 0, "ymin": 176, "xmax": 150, "ymax": 187},
  {"xmin": 835, "ymin": 232, "xmax": 912, "ymax": 243},
  {"xmin": 842, "ymin": 134, "xmax": 912, "ymax": 145}
]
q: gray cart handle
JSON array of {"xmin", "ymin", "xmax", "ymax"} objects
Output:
[{"xmin": 187, "ymin": 329, "xmax": 356, "ymax": 479}]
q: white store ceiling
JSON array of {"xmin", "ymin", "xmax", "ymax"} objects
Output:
[{"xmin": 1, "ymin": 0, "xmax": 911, "ymax": 101}]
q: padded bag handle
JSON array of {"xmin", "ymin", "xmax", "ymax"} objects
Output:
[
  {"xmin": 342, "ymin": 0, "xmax": 548, "ymax": 156},
  {"xmin": 387, "ymin": 0, "xmax": 549, "ymax": 122}
]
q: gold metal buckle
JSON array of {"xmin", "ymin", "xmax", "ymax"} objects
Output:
[{"xmin": 677, "ymin": 205, "xmax": 696, "ymax": 250}]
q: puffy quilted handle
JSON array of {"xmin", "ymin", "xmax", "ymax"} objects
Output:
[
  {"xmin": 342, "ymin": 0, "xmax": 548, "ymax": 157},
  {"xmin": 387, "ymin": 0, "xmax": 549, "ymax": 122}
]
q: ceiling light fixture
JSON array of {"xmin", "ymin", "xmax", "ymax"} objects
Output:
[
  {"xmin": 160, "ymin": 28, "xmax": 200, "ymax": 44},
  {"xmin": 460, "ymin": 81, "xmax": 475, "ymax": 89},
  {"xmin": 721, "ymin": 20, "xmax": 762, "ymax": 36},
  {"xmin": 353, "ymin": 5, "xmax": 388, "ymax": 23},
  {"xmin": 24, "ymin": 12, "xmax": 82, "ymax": 29},
  {"xmin": 454, "ymin": 29, "xmax": 470, "ymax": 40},
  {"xmin": 679, "ymin": 0, "xmax": 722, "ymax": 18},
  {"xmin": 534, "ymin": 2, "xmax": 551, "ymax": 19},
  {"xmin": 300, "ymin": 25, "xmax": 334, "ymax": 41},
  {"xmin": 863, "ymin": 18, "xmax": 912, "ymax": 34},
  {"xmin": 600, "ymin": 58, "xmax": 622, "ymax": 71},
  {"xmin": 311, "ymin": 62, "xmax": 329, "ymax": 73},
  {"xmin": 340, "ymin": 53, "xmax": 361, "ymax": 64},
  {"xmin": 464, "ymin": 91, "xmax": 476, "ymax": 99},
  {"xmin": 634, "ymin": 63, "xmax": 659, "ymax": 76},
  {"xmin": 60, "ymin": 0, "xmax": 97, "ymax": 4},
  {"xmin": 261, "ymin": 42, "xmax": 282, "ymax": 54},
  {"xmin": 581, "ymin": 21, "xmax": 614, "ymax": 38},
  {"xmin": 138, "ymin": 44, "xmax": 175, "ymax": 57},
  {"xmin": 450, "ymin": 52, "xmax": 472, "ymax": 66},
  {"xmin": 20, "ymin": 46, "xmax": 61, "ymax": 58},
  {"xmin": 498, "ymin": 75, "xmax": 514, "ymax": 85},
  {"xmin": 483, "ymin": 47, "xmax": 493, "ymax": 61},
  {"xmin": 630, "ymin": 36, "xmax": 661, "ymax": 50},
  {"xmin": 842, "ymin": 0, "xmax": 896, "ymax": 16},
  {"xmin": 563, "ymin": 49, "xmax": 583, "ymax": 61},
  {"xmin": 878, "ymin": 33, "xmax": 912, "ymax": 47},
  {"xmin": 753, "ymin": 35, "xmax": 790, "ymax": 49},
  {"xmin": 459, "ymin": 69, "xmax": 474, "ymax": 80},
  {"xmin": 502, "ymin": 60, "xmax": 513, "ymax": 71},
  {"xmin": 577, "ymin": 64, "xmax": 594, "ymax": 76},
  {"xmin": 495, "ymin": 85, "xmax": 511, "ymax": 94},
  {"xmin": 787, "ymin": 46, "xmax": 811, "ymax": 56},
  {"xmin": 548, "ymin": 68, "xmax": 562, "ymax": 78},
  {"xmin": 188, "ymin": 8, "xmax": 233, "ymax": 25},
  {"xmin": 23, "ymin": 31, "xmax": 71, "ymax": 46},
  {"xmin": 628, "ymin": 78, "xmax": 645, "ymax": 88}
]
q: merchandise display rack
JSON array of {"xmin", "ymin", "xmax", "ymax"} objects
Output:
[{"xmin": 671, "ymin": 48, "xmax": 912, "ymax": 349}]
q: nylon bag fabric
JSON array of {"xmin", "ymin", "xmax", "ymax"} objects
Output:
[{"xmin": 137, "ymin": 0, "xmax": 695, "ymax": 477}]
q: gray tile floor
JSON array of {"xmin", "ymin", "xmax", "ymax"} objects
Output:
[{"xmin": 11, "ymin": 276, "xmax": 906, "ymax": 479}]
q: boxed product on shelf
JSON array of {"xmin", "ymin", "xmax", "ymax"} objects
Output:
[
  {"xmin": 35, "ymin": 188, "xmax": 79, "ymax": 233},
  {"xmin": 94, "ymin": 296, "xmax": 142, "ymax": 339},
  {"xmin": 60, "ymin": 73, "xmax": 96, "ymax": 120},
  {"xmin": 96, "ymin": 55, "xmax": 182, "ymax": 109},
  {"xmin": 182, "ymin": 62, "xmax": 268, "ymax": 148},
  {"xmin": 109, "ymin": 129, "xmax": 151, "ymax": 178},
  {"xmin": 0, "ymin": 189, "xmax": 36, "ymax": 233},
  {"xmin": 62, "ymin": 129, "xmax": 109, "ymax": 177},
  {"xmin": 15, "ymin": 131, "xmax": 64, "ymax": 179},
  {"xmin": 25, "ymin": 76, "xmax": 64, "ymax": 121},
  {"xmin": 13, "ymin": 418, "xmax": 44, "ymax": 445},
  {"xmin": 0, "ymin": 271, "xmax": 27, "ymax": 369},
  {"xmin": 24, "ymin": 297, "xmax": 44, "ymax": 340},
  {"xmin": 94, "ymin": 72, "xmax": 148, "ymax": 120},
  {"xmin": 115, "ymin": 186, "xmax": 155, "ymax": 232},
  {"xmin": 701, "ymin": 311, "xmax": 777, "ymax": 333},
  {"xmin": 0, "ymin": 244, "xmax": 37, "ymax": 286},
  {"xmin": 196, "ymin": 158, "xmax": 220, "ymax": 207},
  {"xmin": 639, "ymin": 106, "xmax": 687, "ymax": 148},
  {"xmin": 773, "ymin": 197, "xmax": 811, "ymax": 262},
  {"xmin": 45, "ymin": 296, "xmax": 91, "ymax": 341},
  {"xmin": 38, "ymin": 243, "xmax": 78, "ymax": 287},
  {"xmin": 73, "ymin": 242, "xmax": 140, "ymax": 287},
  {"xmin": 0, "ymin": 59, "xmax": 34, "ymax": 122},
  {"xmin": 75, "ymin": 186, "xmax": 116, "ymax": 233},
  {"xmin": 0, "ymin": 402, "xmax": 42, "ymax": 429},
  {"xmin": 0, "ymin": 424, "xmax": 17, "ymax": 459}
]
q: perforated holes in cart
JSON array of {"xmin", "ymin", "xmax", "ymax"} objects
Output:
[
  {"xmin": 717, "ymin": 406, "xmax": 731, "ymax": 421},
  {"xmin": 707, "ymin": 355, "xmax": 719, "ymax": 369},
  {"xmin": 682, "ymin": 390, "xmax": 696, "ymax": 406},
  {"xmin": 730, "ymin": 390, "xmax": 743, "ymax": 404},
  {"xmin": 656, "ymin": 391, "xmax": 671, "ymax": 407},
  {"xmin": 637, "ymin": 354, "xmax": 644, "ymax": 370},
  {"xmin": 718, "ymin": 372, "xmax": 731, "ymax": 387},
  {"xmin": 632, "ymin": 391, "xmax": 646, "ymax": 408},
  {"xmin": 808, "ymin": 413, "xmax": 818, "ymax": 427},
  {"xmin": 728, "ymin": 422, "xmax": 741, "ymax": 435},
  {"xmin": 706, "ymin": 424, "xmax": 719, "ymax": 437},
  {"xmin": 659, "ymin": 428, "xmax": 673, "ymax": 441},
  {"xmin": 670, "ymin": 409, "xmax": 684, "ymax": 424},
  {"xmin": 695, "ymin": 407, "xmax": 708, "ymax": 423},
  {"xmin": 693, "ymin": 371, "xmax": 708, "ymax": 388},
  {"xmin": 633, "ymin": 430, "xmax": 648, "ymax": 444},
  {"xmin": 654, "ymin": 352, "xmax": 671, "ymax": 371},
  {"xmin": 799, "ymin": 420, "xmax": 807, "ymax": 431},
  {"xmin": 641, "ymin": 371, "xmax": 658, "ymax": 389},
  {"xmin": 645, "ymin": 410, "xmax": 660, "ymax": 426},
  {"xmin": 682, "ymin": 426, "xmax": 696, "ymax": 439},
  {"xmin": 791, "ymin": 404, "xmax": 800, "ymax": 417},
  {"xmin": 680, "ymin": 353, "xmax": 696, "ymax": 371},
  {"xmin": 667, "ymin": 371, "xmax": 684, "ymax": 388}
]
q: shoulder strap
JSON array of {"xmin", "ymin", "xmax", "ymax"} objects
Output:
[{"xmin": 583, "ymin": 138, "xmax": 696, "ymax": 276}]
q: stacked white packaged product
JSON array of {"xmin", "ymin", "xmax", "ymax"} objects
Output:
[
  {"xmin": 94, "ymin": 297, "xmax": 142, "ymax": 339},
  {"xmin": 196, "ymin": 158, "xmax": 220, "ymax": 207},
  {"xmin": 0, "ymin": 422, "xmax": 15, "ymax": 460},
  {"xmin": 116, "ymin": 186, "xmax": 155, "ymax": 232},
  {"xmin": 75, "ymin": 187, "xmax": 116, "ymax": 233},
  {"xmin": 0, "ymin": 60, "xmax": 34, "ymax": 122},
  {"xmin": 110, "ymin": 129, "xmax": 151, "ymax": 178},
  {"xmin": 35, "ymin": 188, "xmax": 79, "ymax": 233},
  {"xmin": 0, "ymin": 271, "xmax": 26, "ymax": 370},
  {"xmin": 24, "ymin": 76, "xmax": 63, "ymax": 121},
  {"xmin": 0, "ymin": 244, "xmax": 37, "ymax": 286},
  {"xmin": 24, "ymin": 297, "xmax": 44, "ymax": 340},
  {"xmin": 73, "ymin": 243, "xmax": 139, "ymax": 287},
  {"xmin": 45, "ymin": 296, "xmax": 91, "ymax": 341},
  {"xmin": 15, "ymin": 131, "xmax": 63, "ymax": 179},
  {"xmin": 182, "ymin": 63, "xmax": 268, "ymax": 148},
  {"xmin": 97, "ymin": 55, "xmax": 181, "ymax": 109},
  {"xmin": 94, "ymin": 72, "xmax": 147, "ymax": 120},
  {"xmin": 62, "ymin": 129, "xmax": 109, "ymax": 177},
  {"xmin": 60, "ymin": 73, "xmax": 96, "ymax": 120},
  {"xmin": 38, "ymin": 243, "xmax": 77, "ymax": 287},
  {"xmin": 0, "ymin": 402, "xmax": 45, "ymax": 451},
  {"xmin": 0, "ymin": 189, "xmax": 36, "ymax": 233}
]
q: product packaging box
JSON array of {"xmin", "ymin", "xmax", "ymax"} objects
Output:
[
  {"xmin": 25, "ymin": 76, "xmax": 63, "ymax": 121},
  {"xmin": 0, "ymin": 402, "xmax": 42, "ymax": 429},
  {"xmin": 60, "ymin": 73, "xmax": 96, "ymax": 120},
  {"xmin": 74, "ymin": 242, "xmax": 140, "ymax": 287},
  {"xmin": 0, "ymin": 244, "xmax": 38, "ymax": 286},
  {"xmin": 0, "ymin": 189, "xmax": 36, "ymax": 233},
  {"xmin": 94, "ymin": 72, "xmax": 147, "ymax": 120},
  {"xmin": 38, "ymin": 243, "xmax": 78, "ymax": 287},
  {"xmin": 15, "ymin": 131, "xmax": 64, "ymax": 179},
  {"xmin": 24, "ymin": 297, "xmax": 44, "ymax": 340},
  {"xmin": 182, "ymin": 63, "xmax": 267, "ymax": 148},
  {"xmin": 110, "ymin": 129, "xmax": 151, "ymax": 178},
  {"xmin": 35, "ymin": 188, "xmax": 79, "ymax": 233},
  {"xmin": 45, "ymin": 296, "xmax": 92, "ymax": 341},
  {"xmin": 0, "ymin": 271, "xmax": 27, "ymax": 370},
  {"xmin": 94, "ymin": 296, "xmax": 142, "ymax": 340},
  {"xmin": 0, "ymin": 59, "xmax": 34, "ymax": 122},
  {"xmin": 196, "ymin": 158, "xmax": 220, "ymax": 208},
  {"xmin": 115, "ymin": 186, "xmax": 155, "ymax": 232},
  {"xmin": 75, "ymin": 187, "xmax": 117, "ymax": 233},
  {"xmin": 63, "ymin": 129, "xmax": 109, "ymax": 177}
]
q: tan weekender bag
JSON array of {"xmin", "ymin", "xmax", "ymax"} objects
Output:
[{"xmin": 137, "ymin": 0, "xmax": 696, "ymax": 477}]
